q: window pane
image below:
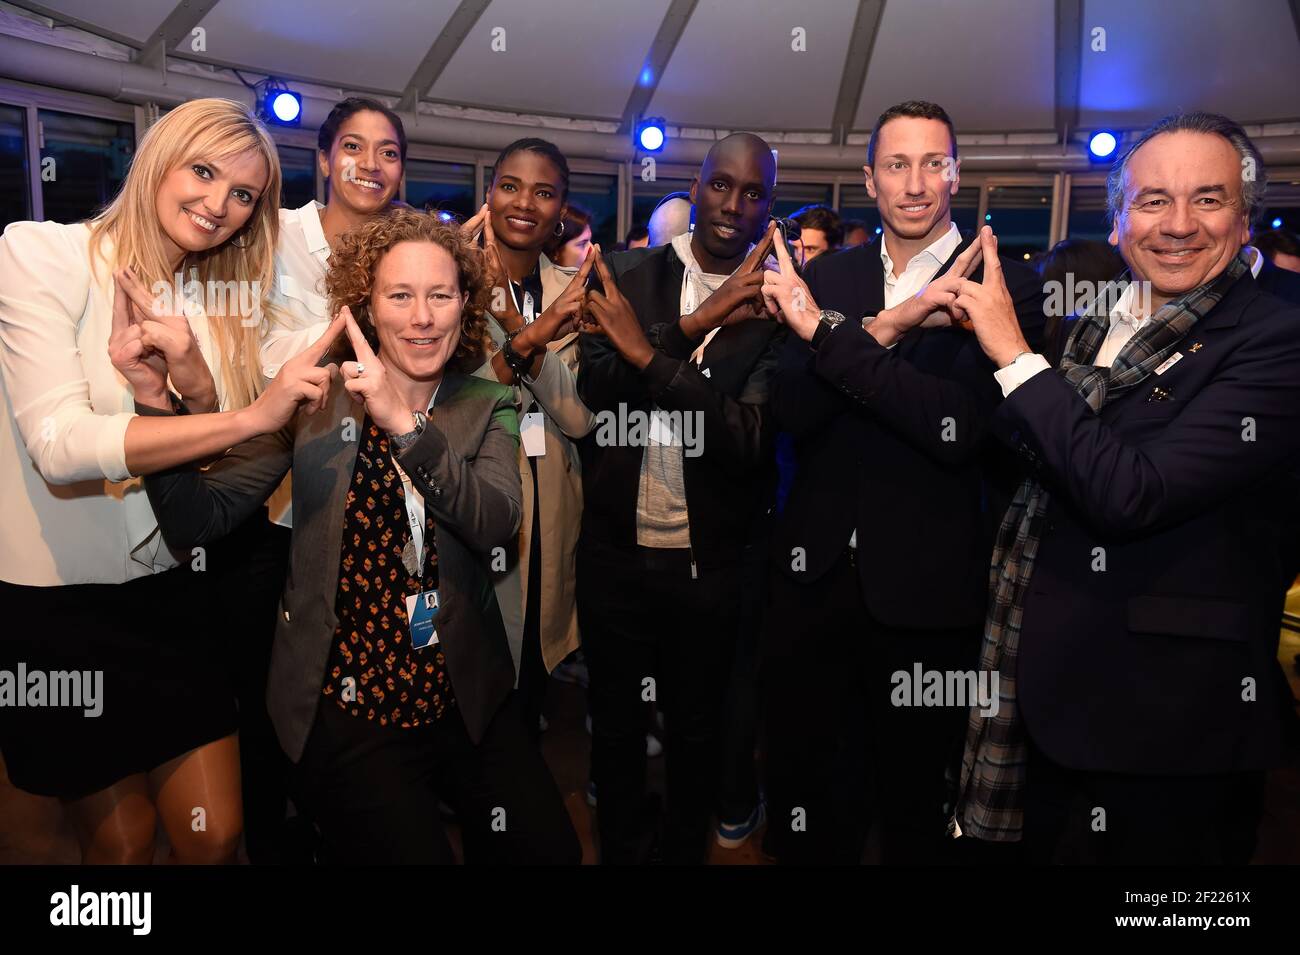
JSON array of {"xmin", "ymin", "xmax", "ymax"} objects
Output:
[
  {"xmin": 0, "ymin": 104, "xmax": 30, "ymax": 229},
  {"xmin": 1067, "ymin": 183, "xmax": 1110, "ymax": 241},
  {"xmin": 984, "ymin": 183, "xmax": 1053, "ymax": 259},
  {"xmin": 277, "ymin": 145, "xmax": 316, "ymax": 210},
  {"xmin": 38, "ymin": 110, "xmax": 133, "ymax": 224},
  {"xmin": 568, "ymin": 171, "xmax": 617, "ymax": 250},
  {"xmin": 405, "ymin": 159, "xmax": 475, "ymax": 218}
]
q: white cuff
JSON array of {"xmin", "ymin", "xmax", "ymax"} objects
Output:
[{"xmin": 993, "ymin": 353, "xmax": 1051, "ymax": 398}]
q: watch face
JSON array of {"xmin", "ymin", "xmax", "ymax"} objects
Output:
[{"xmin": 822, "ymin": 310, "xmax": 846, "ymax": 326}]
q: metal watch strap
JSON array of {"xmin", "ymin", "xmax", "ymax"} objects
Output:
[{"xmin": 389, "ymin": 410, "xmax": 427, "ymax": 453}]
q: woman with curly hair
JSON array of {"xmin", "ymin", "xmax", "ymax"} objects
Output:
[{"xmin": 142, "ymin": 208, "xmax": 580, "ymax": 864}]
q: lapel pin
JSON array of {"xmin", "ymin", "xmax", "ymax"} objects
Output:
[{"xmin": 1188, "ymin": 342, "xmax": 1203, "ymax": 353}]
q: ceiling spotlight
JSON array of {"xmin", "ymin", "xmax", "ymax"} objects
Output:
[
  {"xmin": 1088, "ymin": 130, "xmax": 1119, "ymax": 161},
  {"xmin": 636, "ymin": 117, "xmax": 666, "ymax": 153}
]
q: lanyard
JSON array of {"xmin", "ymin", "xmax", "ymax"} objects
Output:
[
  {"xmin": 507, "ymin": 279, "xmax": 537, "ymax": 322},
  {"xmin": 393, "ymin": 457, "xmax": 426, "ymax": 582}
]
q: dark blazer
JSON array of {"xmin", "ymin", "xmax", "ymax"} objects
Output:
[
  {"xmin": 577, "ymin": 243, "xmax": 785, "ymax": 567},
  {"xmin": 1256, "ymin": 257, "xmax": 1300, "ymax": 305},
  {"xmin": 771, "ymin": 235, "xmax": 1046, "ymax": 629},
  {"xmin": 997, "ymin": 271, "xmax": 1300, "ymax": 774},
  {"xmin": 142, "ymin": 370, "xmax": 522, "ymax": 762}
]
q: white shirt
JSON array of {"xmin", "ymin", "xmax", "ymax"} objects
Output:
[
  {"xmin": 881, "ymin": 222, "xmax": 963, "ymax": 309},
  {"xmin": 261, "ymin": 200, "xmax": 331, "ymax": 380},
  {"xmin": 849, "ymin": 222, "xmax": 963, "ymax": 548},
  {"xmin": 993, "ymin": 281, "xmax": 1148, "ymax": 397},
  {"xmin": 995, "ymin": 250, "xmax": 1262, "ymax": 398},
  {"xmin": 0, "ymin": 220, "xmax": 223, "ymax": 585}
]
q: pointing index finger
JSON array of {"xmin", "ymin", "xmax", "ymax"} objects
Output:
[
  {"xmin": 306, "ymin": 310, "xmax": 349, "ymax": 365},
  {"xmin": 771, "ymin": 227, "xmax": 796, "ymax": 276}
]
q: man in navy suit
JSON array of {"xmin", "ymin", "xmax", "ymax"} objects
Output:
[
  {"xmin": 758, "ymin": 101, "xmax": 1045, "ymax": 864},
  {"xmin": 949, "ymin": 112, "xmax": 1300, "ymax": 864}
]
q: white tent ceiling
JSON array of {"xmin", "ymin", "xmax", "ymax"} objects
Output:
[{"xmin": 8, "ymin": 0, "xmax": 1300, "ymax": 137}]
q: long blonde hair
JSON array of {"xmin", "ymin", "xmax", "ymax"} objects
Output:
[{"xmin": 89, "ymin": 98, "xmax": 282, "ymax": 409}]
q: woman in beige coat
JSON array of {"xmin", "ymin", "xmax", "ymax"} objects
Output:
[{"xmin": 468, "ymin": 138, "xmax": 595, "ymax": 735}]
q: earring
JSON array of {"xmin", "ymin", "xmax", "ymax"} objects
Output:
[{"xmin": 554, "ymin": 221, "xmax": 565, "ymax": 237}]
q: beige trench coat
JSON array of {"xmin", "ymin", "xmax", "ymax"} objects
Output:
[{"xmin": 474, "ymin": 255, "xmax": 595, "ymax": 676}]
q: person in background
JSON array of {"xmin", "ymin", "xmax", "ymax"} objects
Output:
[
  {"xmin": 1252, "ymin": 227, "xmax": 1300, "ymax": 273},
  {"xmin": 625, "ymin": 224, "xmax": 650, "ymax": 249},
  {"xmin": 789, "ymin": 203, "xmax": 843, "ymax": 265},
  {"xmin": 473, "ymin": 139, "xmax": 595, "ymax": 739},
  {"xmin": 142, "ymin": 210, "xmax": 579, "ymax": 864},
  {"xmin": 1035, "ymin": 238, "xmax": 1124, "ymax": 366},
  {"xmin": 647, "ymin": 191, "xmax": 693, "ymax": 246},
  {"xmin": 0, "ymin": 98, "xmax": 303, "ymax": 863},
  {"xmin": 545, "ymin": 202, "xmax": 594, "ymax": 268},
  {"xmin": 1246, "ymin": 227, "xmax": 1300, "ymax": 304},
  {"xmin": 842, "ymin": 218, "xmax": 870, "ymax": 247}
]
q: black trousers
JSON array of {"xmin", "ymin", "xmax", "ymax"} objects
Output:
[
  {"xmin": 578, "ymin": 540, "xmax": 741, "ymax": 864},
  {"xmin": 290, "ymin": 694, "xmax": 580, "ymax": 865},
  {"xmin": 1022, "ymin": 735, "xmax": 1265, "ymax": 865},
  {"xmin": 206, "ymin": 509, "xmax": 292, "ymax": 864},
  {"xmin": 761, "ymin": 549, "xmax": 981, "ymax": 864}
]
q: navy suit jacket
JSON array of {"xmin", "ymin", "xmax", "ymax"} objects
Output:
[
  {"xmin": 998, "ymin": 271, "xmax": 1300, "ymax": 774},
  {"xmin": 771, "ymin": 236, "xmax": 1046, "ymax": 630}
]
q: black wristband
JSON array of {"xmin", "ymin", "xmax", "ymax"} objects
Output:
[
  {"xmin": 811, "ymin": 319, "xmax": 835, "ymax": 352},
  {"xmin": 501, "ymin": 331, "xmax": 532, "ymax": 376}
]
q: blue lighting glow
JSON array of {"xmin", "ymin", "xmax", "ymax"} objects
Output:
[
  {"xmin": 271, "ymin": 91, "xmax": 301, "ymax": 123},
  {"xmin": 438, "ymin": 211, "xmax": 454, "ymax": 222},
  {"xmin": 874, "ymin": 226, "xmax": 882, "ymax": 235},
  {"xmin": 1089, "ymin": 130, "xmax": 1118, "ymax": 160},
  {"xmin": 639, "ymin": 66, "xmax": 654, "ymax": 86},
  {"xmin": 1272, "ymin": 217, "xmax": 1283, "ymax": 229},
  {"xmin": 637, "ymin": 118, "xmax": 666, "ymax": 152},
  {"xmin": 984, "ymin": 213, "xmax": 992, "ymax": 222}
]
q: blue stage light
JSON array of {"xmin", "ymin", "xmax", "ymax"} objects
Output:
[
  {"xmin": 636, "ymin": 117, "xmax": 666, "ymax": 153},
  {"xmin": 261, "ymin": 85, "xmax": 302, "ymax": 127},
  {"xmin": 1271, "ymin": 217, "xmax": 1283, "ymax": 229},
  {"xmin": 1089, "ymin": 130, "xmax": 1118, "ymax": 160},
  {"xmin": 438, "ymin": 211, "xmax": 454, "ymax": 222}
]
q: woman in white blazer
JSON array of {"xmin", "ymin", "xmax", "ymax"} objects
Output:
[{"xmin": 0, "ymin": 98, "xmax": 330, "ymax": 864}]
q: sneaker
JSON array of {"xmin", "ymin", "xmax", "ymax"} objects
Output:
[{"xmin": 715, "ymin": 802, "xmax": 766, "ymax": 849}]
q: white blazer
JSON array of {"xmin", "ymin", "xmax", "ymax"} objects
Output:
[{"xmin": 0, "ymin": 220, "xmax": 225, "ymax": 585}]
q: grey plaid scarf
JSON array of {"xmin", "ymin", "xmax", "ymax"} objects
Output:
[{"xmin": 952, "ymin": 252, "xmax": 1249, "ymax": 842}]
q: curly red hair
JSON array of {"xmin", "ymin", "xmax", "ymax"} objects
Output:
[{"xmin": 325, "ymin": 208, "xmax": 489, "ymax": 363}]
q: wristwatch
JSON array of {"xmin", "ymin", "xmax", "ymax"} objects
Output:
[
  {"xmin": 389, "ymin": 410, "xmax": 427, "ymax": 453},
  {"xmin": 810, "ymin": 309, "xmax": 847, "ymax": 351}
]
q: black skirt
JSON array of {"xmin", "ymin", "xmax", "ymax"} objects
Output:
[{"xmin": 0, "ymin": 563, "xmax": 238, "ymax": 799}]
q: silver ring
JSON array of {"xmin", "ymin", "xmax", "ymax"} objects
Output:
[{"xmin": 354, "ymin": 362, "xmax": 366, "ymax": 376}]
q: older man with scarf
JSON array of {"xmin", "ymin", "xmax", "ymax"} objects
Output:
[{"xmin": 950, "ymin": 112, "xmax": 1300, "ymax": 864}]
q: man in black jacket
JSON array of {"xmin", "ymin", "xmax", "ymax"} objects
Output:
[
  {"xmin": 759, "ymin": 101, "xmax": 1046, "ymax": 864},
  {"xmin": 951, "ymin": 112, "xmax": 1300, "ymax": 863},
  {"xmin": 576, "ymin": 132, "xmax": 784, "ymax": 864}
]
